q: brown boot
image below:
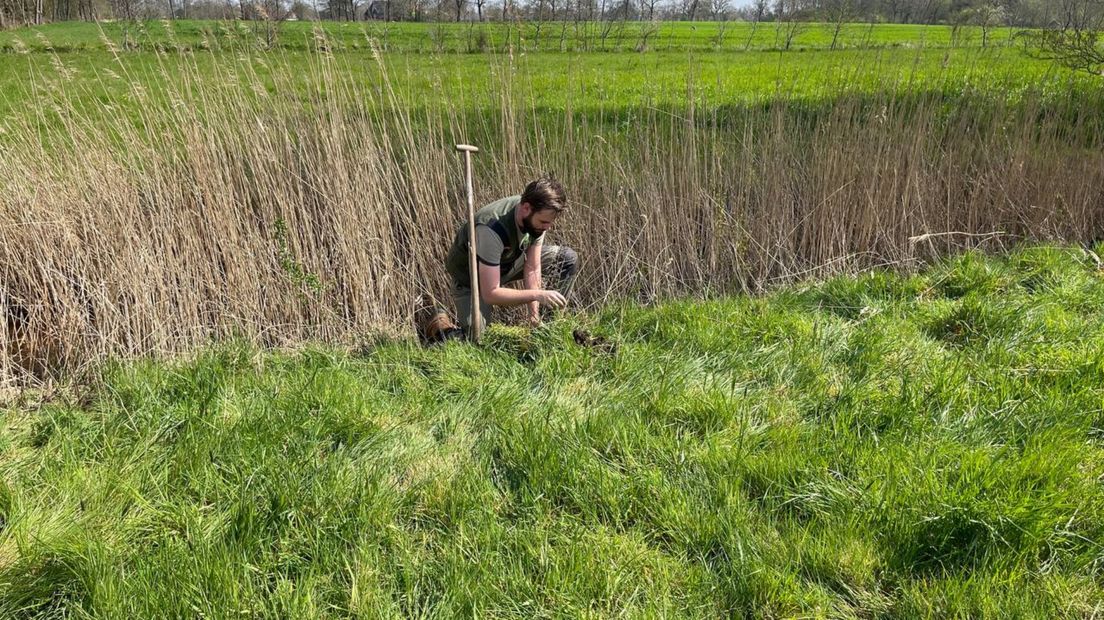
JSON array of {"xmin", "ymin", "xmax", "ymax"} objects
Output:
[{"xmin": 415, "ymin": 297, "xmax": 462, "ymax": 345}]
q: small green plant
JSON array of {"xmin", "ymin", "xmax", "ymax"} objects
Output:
[{"xmin": 273, "ymin": 218, "xmax": 324, "ymax": 297}]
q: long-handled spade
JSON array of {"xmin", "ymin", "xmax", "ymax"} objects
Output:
[{"xmin": 456, "ymin": 143, "xmax": 482, "ymax": 343}]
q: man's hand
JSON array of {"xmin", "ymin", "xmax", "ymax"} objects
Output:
[
  {"xmin": 527, "ymin": 314, "xmax": 542, "ymax": 328},
  {"xmin": 535, "ymin": 290, "xmax": 567, "ymax": 309}
]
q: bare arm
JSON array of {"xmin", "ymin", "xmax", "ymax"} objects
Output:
[
  {"xmin": 478, "ymin": 260, "xmax": 566, "ymax": 310},
  {"xmin": 479, "ymin": 263, "xmax": 537, "ymax": 307},
  {"xmin": 523, "ymin": 244, "xmax": 542, "ymax": 323}
]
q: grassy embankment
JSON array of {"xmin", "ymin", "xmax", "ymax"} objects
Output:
[{"xmin": 1, "ymin": 246, "xmax": 1102, "ymax": 616}]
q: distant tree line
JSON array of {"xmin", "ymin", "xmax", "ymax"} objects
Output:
[
  {"xmin": 1, "ymin": 0, "xmax": 1101, "ymax": 38},
  {"xmin": 732, "ymin": 0, "xmax": 1102, "ymax": 30}
]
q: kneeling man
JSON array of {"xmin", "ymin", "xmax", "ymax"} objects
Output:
[{"xmin": 444, "ymin": 175, "xmax": 579, "ymax": 336}]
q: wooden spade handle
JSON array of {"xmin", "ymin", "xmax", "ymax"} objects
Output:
[{"xmin": 457, "ymin": 144, "xmax": 481, "ymax": 342}]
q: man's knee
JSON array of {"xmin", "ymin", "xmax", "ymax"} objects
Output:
[{"xmin": 558, "ymin": 246, "xmax": 579, "ymax": 277}]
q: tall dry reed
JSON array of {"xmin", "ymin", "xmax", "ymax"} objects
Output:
[{"xmin": 1, "ymin": 38, "xmax": 1102, "ymax": 384}]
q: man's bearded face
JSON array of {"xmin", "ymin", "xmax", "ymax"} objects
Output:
[{"xmin": 522, "ymin": 207, "xmax": 558, "ymax": 237}]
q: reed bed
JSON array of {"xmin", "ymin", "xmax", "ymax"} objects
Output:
[{"xmin": 1, "ymin": 35, "xmax": 1102, "ymax": 384}]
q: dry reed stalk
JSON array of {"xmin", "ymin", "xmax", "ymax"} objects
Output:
[{"xmin": 1, "ymin": 42, "xmax": 1101, "ymax": 385}]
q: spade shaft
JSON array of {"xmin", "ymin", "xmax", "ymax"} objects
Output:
[{"xmin": 456, "ymin": 144, "xmax": 481, "ymax": 342}]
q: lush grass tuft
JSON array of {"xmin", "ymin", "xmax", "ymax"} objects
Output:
[{"xmin": 2, "ymin": 245, "xmax": 1103, "ymax": 616}]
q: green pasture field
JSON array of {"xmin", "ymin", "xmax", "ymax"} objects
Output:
[
  {"xmin": 0, "ymin": 20, "xmax": 1090, "ymax": 132},
  {"xmin": 1, "ymin": 246, "xmax": 1102, "ymax": 616},
  {"xmin": 0, "ymin": 19, "xmax": 1027, "ymax": 55},
  {"xmin": 0, "ymin": 42, "xmax": 1085, "ymax": 126}
]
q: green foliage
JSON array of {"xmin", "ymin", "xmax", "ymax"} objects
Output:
[
  {"xmin": 273, "ymin": 218, "xmax": 325, "ymax": 297},
  {"xmin": 1, "ymin": 245, "xmax": 1102, "ymax": 616}
]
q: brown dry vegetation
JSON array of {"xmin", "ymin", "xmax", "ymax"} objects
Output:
[{"xmin": 1, "ymin": 45, "xmax": 1102, "ymax": 386}]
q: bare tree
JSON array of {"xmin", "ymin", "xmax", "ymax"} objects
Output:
[
  {"xmin": 533, "ymin": 0, "xmax": 546, "ymax": 41},
  {"xmin": 1026, "ymin": 0, "xmax": 1104, "ymax": 74},
  {"xmin": 774, "ymin": 0, "xmax": 806, "ymax": 50},
  {"xmin": 597, "ymin": 0, "xmax": 631, "ymax": 48},
  {"xmin": 557, "ymin": 0, "xmax": 571, "ymax": 49},
  {"xmin": 1032, "ymin": 28, "xmax": 1103, "ymax": 73},
  {"xmin": 963, "ymin": 3, "xmax": 1008, "ymax": 47},
  {"xmin": 1049, "ymin": 0, "xmax": 1103, "ymax": 28},
  {"xmin": 913, "ymin": 0, "xmax": 944, "ymax": 23},
  {"xmin": 598, "ymin": 0, "xmax": 615, "ymax": 48},
  {"xmin": 572, "ymin": 0, "xmax": 591, "ymax": 49},
  {"xmin": 708, "ymin": 0, "xmax": 730, "ymax": 48},
  {"xmin": 635, "ymin": 18, "xmax": 657, "ymax": 49},
  {"xmin": 674, "ymin": 0, "xmax": 698, "ymax": 19},
  {"xmin": 823, "ymin": 0, "xmax": 858, "ymax": 49},
  {"xmin": 742, "ymin": 0, "xmax": 768, "ymax": 50}
]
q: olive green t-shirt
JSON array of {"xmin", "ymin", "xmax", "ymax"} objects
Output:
[{"xmin": 445, "ymin": 195, "xmax": 544, "ymax": 286}]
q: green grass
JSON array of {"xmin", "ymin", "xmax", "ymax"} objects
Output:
[
  {"xmin": 2, "ymin": 245, "xmax": 1103, "ymax": 617},
  {"xmin": 0, "ymin": 19, "xmax": 1027, "ymax": 54},
  {"xmin": 0, "ymin": 43, "xmax": 1086, "ymax": 125},
  {"xmin": 0, "ymin": 20, "xmax": 1088, "ymax": 128}
]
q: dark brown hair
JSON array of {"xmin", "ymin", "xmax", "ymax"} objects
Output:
[{"xmin": 521, "ymin": 175, "xmax": 567, "ymax": 213}]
